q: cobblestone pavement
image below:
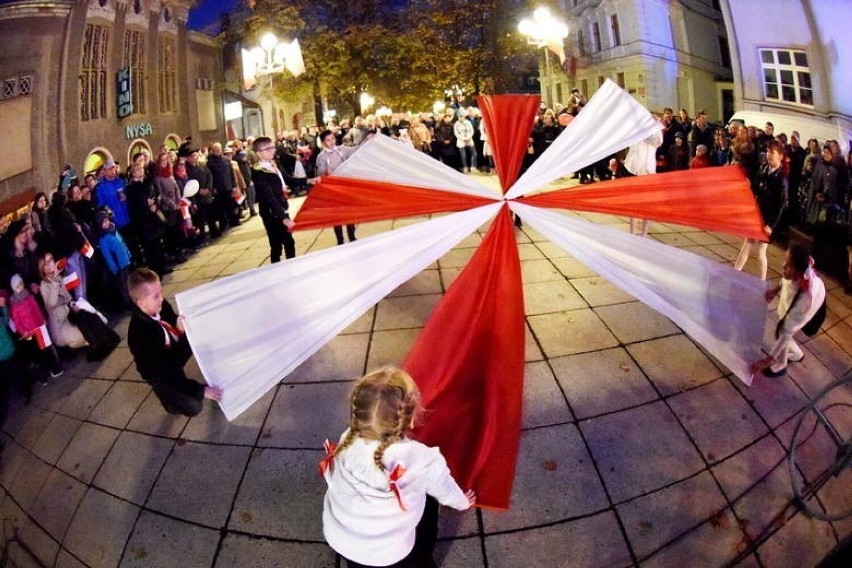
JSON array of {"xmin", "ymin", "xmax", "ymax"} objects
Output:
[{"xmin": 1, "ymin": 178, "xmax": 850, "ymax": 567}]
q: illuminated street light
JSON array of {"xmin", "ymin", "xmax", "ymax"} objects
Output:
[
  {"xmin": 433, "ymin": 101, "xmax": 446, "ymax": 114},
  {"xmin": 518, "ymin": 7, "xmax": 569, "ymax": 107},
  {"xmin": 241, "ymin": 32, "xmax": 306, "ymax": 135},
  {"xmin": 360, "ymin": 92, "xmax": 375, "ymax": 112}
]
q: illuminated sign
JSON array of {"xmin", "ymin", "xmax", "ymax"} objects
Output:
[
  {"xmin": 125, "ymin": 123, "xmax": 153, "ymax": 140},
  {"xmin": 117, "ymin": 66, "xmax": 133, "ymax": 118}
]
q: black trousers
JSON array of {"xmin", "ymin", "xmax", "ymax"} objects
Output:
[
  {"xmin": 334, "ymin": 224, "xmax": 357, "ymax": 245},
  {"xmin": 345, "ymin": 497, "xmax": 439, "ymax": 568},
  {"xmin": 262, "ymin": 215, "xmax": 296, "ymax": 263}
]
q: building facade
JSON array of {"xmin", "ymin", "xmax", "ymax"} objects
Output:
[
  {"xmin": 539, "ymin": 0, "xmax": 733, "ymax": 121},
  {"xmin": 719, "ymin": 0, "xmax": 851, "ymax": 142},
  {"xmin": 0, "ymin": 0, "xmax": 225, "ymax": 212}
]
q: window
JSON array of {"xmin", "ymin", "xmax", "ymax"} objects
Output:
[
  {"xmin": 556, "ymin": 83, "xmax": 563, "ymax": 104},
  {"xmin": 123, "ymin": 29, "xmax": 147, "ymax": 114},
  {"xmin": 3, "ymin": 79, "xmax": 17, "ymax": 99},
  {"xmin": 79, "ymin": 23, "xmax": 109, "ymax": 121},
  {"xmin": 158, "ymin": 35, "xmax": 177, "ymax": 113},
  {"xmin": 718, "ymin": 36, "xmax": 731, "ymax": 69},
  {"xmin": 760, "ymin": 48, "xmax": 813, "ymax": 106},
  {"xmin": 616, "ymin": 72, "xmax": 625, "ymax": 88},
  {"xmin": 610, "ymin": 14, "xmax": 621, "ymax": 47},
  {"xmin": 592, "ymin": 22, "xmax": 602, "ymax": 52},
  {"xmin": 18, "ymin": 76, "xmax": 33, "ymax": 95},
  {"xmin": 578, "ymin": 30, "xmax": 586, "ymax": 57}
]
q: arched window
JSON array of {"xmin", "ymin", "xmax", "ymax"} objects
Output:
[
  {"xmin": 84, "ymin": 147, "xmax": 113, "ymax": 176},
  {"xmin": 126, "ymin": 139, "xmax": 152, "ymax": 168},
  {"xmin": 133, "ymin": 0, "xmax": 142, "ymax": 15},
  {"xmin": 164, "ymin": 133, "xmax": 181, "ymax": 151}
]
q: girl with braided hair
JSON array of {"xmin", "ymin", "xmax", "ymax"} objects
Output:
[{"xmin": 321, "ymin": 367, "xmax": 475, "ymax": 567}]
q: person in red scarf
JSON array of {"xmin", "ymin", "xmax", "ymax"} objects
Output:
[{"xmin": 127, "ymin": 268, "xmax": 221, "ymax": 415}]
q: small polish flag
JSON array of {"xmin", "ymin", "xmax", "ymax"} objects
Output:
[
  {"xmin": 56, "ymin": 257, "xmax": 68, "ymax": 271},
  {"xmin": 80, "ymin": 240, "xmax": 95, "ymax": 259},
  {"xmin": 34, "ymin": 324, "xmax": 52, "ymax": 349},
  {"xmin": 236, "ymin": 193, "xmax": 246, "ymax": 205},
  {"xmin": 62, "ymin": 271, "xmax": 80, "ymax": 290}
]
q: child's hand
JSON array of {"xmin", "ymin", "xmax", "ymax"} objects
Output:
[
  {"xmin": 204, "ymin": 386, "xmax": 223, "ymax": 401},
  {"xmin": 464, "ymin": 489, "xmax": 476, "ymax": 507}
]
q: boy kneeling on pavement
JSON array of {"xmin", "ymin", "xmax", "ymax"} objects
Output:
[{"xmin": 127, "ymin": 268, "xmax": 222, "ymax": 416}]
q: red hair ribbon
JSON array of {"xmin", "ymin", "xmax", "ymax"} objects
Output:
[
  {"xmin": 799, "ymin": 276, "xmax": 810, "ymax": 292},
  {"xmin": 318, "ymin": 439, "xmax": 337, "ymax": 476},
  {"xmin": 389, "ymin": 464, "xmax": 407, "ymax": 511}
]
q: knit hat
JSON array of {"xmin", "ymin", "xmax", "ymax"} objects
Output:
[{"xmin": 10, "ymin": 274, "xmax": 23, "ymax": 292}]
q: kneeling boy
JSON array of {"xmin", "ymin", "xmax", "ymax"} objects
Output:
[{"xmin": 127, "ymin": 268, "xmax": 222, "ymax": 416}]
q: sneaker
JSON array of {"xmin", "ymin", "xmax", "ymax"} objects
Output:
[
  {"xmin": 50, "ymin": 368, "xmax": 64, "ymax": 379},
  {"xmin": 761, "ymin": 367, "xmax": 787, "ymax": 378}
]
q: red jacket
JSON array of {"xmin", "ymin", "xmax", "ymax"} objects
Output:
[{"xmin": 9, "ymin": 292, "xmax": 46, "ymax": 336}]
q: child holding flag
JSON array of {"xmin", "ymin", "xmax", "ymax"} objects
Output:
[{"xmin": 8, "ymin": 274, "xmax": 64, "ymax": 379}]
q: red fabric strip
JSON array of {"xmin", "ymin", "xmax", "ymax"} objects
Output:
[
  {"xmin": 522, "ymin": 166, "xmax": 767, "ymax": 241},
  {"xmin": 477, "ymin": 95, "xmax": 541, "ymax": 194},
  {"xmin": 293, "ymin": 176, "xmax": 495, "ymax": 231},
  {"xmin": 404, "ymin": 204, "xmax": 525, "ymax": 510}
]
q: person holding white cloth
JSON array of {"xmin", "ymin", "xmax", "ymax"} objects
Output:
[{"xmin": 752, "ymin": 244, "xmax": 826, "ymax": 378}]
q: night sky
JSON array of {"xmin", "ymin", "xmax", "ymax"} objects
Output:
[{"xmin": 188, "ymin": 0, "xmax": 241, "ymax": 33}]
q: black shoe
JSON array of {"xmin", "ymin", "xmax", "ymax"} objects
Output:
[{"xmin": 761, "ymin": 367, "xmax": 787, "ymax": 378}]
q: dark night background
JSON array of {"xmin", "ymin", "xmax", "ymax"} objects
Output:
[{"xmin": 188, "ymin": 0, "xmax": 241, "ymax": 32}]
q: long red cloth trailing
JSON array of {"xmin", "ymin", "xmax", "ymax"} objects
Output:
[
  {"xmin": 477, "ymin": 94, "xmax": 540, "ymax": 193},
  {"xmin": 405, "ymin": 205, "xmax": 525, "ymax": 510},
  {"xmin": 294, "ymin": 176, "xmax": 495, "ymax": 230},
  {"xmin": 522, "ymin": 166, "xmax": 767, "ymax": 241}
]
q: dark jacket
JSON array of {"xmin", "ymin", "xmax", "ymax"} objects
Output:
[
  {"xmin": 207, "ymin": 154, "xmax": 235, "ymax": 196},
  {"xmin": 46, "ymin": 202, "xmax": 86, "ymax": 259},
  {"xmin": 755, "ymin": 165, "xmax": 787, "ymax": 231},
  {"xmin": 252, "ymin": 165, "xmax": 290, "ymax": 221},
  {"xmin": 127, "ymin": 299, "xmax": 204, "ymax": 413},
  {"xmin": 186, "ymin": 162, "xmax": 214, "ymax": 205}
]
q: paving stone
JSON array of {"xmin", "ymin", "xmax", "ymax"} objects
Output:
[
  {"xmin": 146, "ymin": 442, "xmax": 251, "ymax": 526},
  {"xmin": 667, "ymin": 379, "xmax": 768, "ymax": 463},
  {"xmin": 482, "ymin": 424, "xmax": 607, "ymax": 532},
  {"xmin": 8, "ymin": 450, "xmax": 53, "ymax": 510},
  {"xmin": 56, "ymin": 421, "xmax": 121, "ymax": 484},
  {"xmin": 30, "ymin": 467, "xmax": 87, "ymax": 540},
  {"xmin": 182, "ymin": 387, "xmax": 275, "ymax": 445},
  {"xmin": 57, "ymin": 379, "xmax": 113, "ymax": 420},
  {"xmin": 340, "ymin": 306, "xmax": 375, "ymax": 335},
  {"xmin": 15, "ymin": 514, "xmax": 60, "ymax": 568},
  {"xmin": 521, "ymin": 361, "xmax": 574, "ymax": 429},
  {"xmin": 30, "ymin": 375, "xmax": 86, "ymax": 413},
  {"xmin": 516, "ymin": 242, "xmax": 546, "ymax": 260},
  {"xmin": 438, "ymin": 247, "xmax": 476, "ymax": 269},
  {"xmin": 120, "ymin": 511, "xmax": 220, "ymax": 567},
  {"xmin": 64, "ymin": 488, "xmax": 140, "ymax": 568},
  {"xmin": 581, "ymin": 401, "xmax": 705, "ymax": 503},
  {"xmin": 552, "ymin": 256, "xmax": 597, "ymax": 279},
  {"xmin": 288, "ymin": 333, "xmax": 370, "ymax": 383},
  {"xmin": 802, "ymin": 333, "xmax": 852, "ymax": 378},
  {"xmin": 30, "ymin": 413, "xmax": 81, "ymax": 465},
  {"xmin": 551, "ymin": 347, "xmax": 659, "ymax": 419},
  {"xmin": 229, "ymin": 448, "xmax": 325, "ymax": 540},
  {"xmin": 627, "ymin": 335, "xmax": 722, "ymax": 396},
  {"xmin": 593, "ymin": 302, "xmax": 680, "ymax": 345},
  {"xmin": 706, "ymin": 243, "xmax": 740, "ymax": 261},
  {"xmin": 485, "ymin": 511, "xmax": 632, "ymax": 568},
  {"xmin": 0, "ymin": 438, "xmax": 29, "ymax": 487},
  {"xmin": 260, "ymin": 382, "xmax": 352, "ymax": 448},
  {"xmin": 534, "ymin": 241, "xmax": 570, "ymax": 259},
  {"xmin": 732, "ymin": 374, "xmax": 809, "ymax": 429},
  {"xmin": 682, "ymin": 232, "xmax": 724, "ymax": 246},
  {"xmin": 374, "ymin": 294, "xmax": 443, "ymax": 330},
  {"xmin": 520, "ymin": 258, "xmax": 562, "ymax": 283},
  {"xmin": 55, "ymin": 550, "xmax": 88, "ymax": 568},
  {"xmin": 126, "ymin": 392, "xmax": 190, "ymax": 437},
  {"xmin": 215, "ymin": 534, "xmax": 337, "ymax": 568},
  {"xmin": 652, "ymin": 232, "xmax": 699, "ymax": 248},
  {"xmin": 680, "ymin": 245, "xmax": 726, "ymax": 262},
  {"xmin": 730, "ymin": 463, "xmax": 793, "ymax": 541},
  {"xmin": 523, "ymin": 279, "xmax": 587, "ymax": 315},
  {"xmin": 755, "ymin": 507, "xmax": 837, "ymax": 568},
  {"xmin": 366, "ymin": 328, "xmax": 421, "ymax": 369},
  {"xmin": 571, "ymin": 276, "xmax": 636, "ymax": 307},
  {"xmin": 439, "ymin": 266, "xmax": 463, "ymax": 289},
  {"xmin": 119, "ymin": 362, "xmax": 145, "ymax": 382},
  {"xmin": 618, "ymin": 471, "xmax": 729, "ymax": 559},
  {"xmin": 191, "ymin": 262, "xmax": 231, "ymax": 280},
  {"xmin": 388, "ymin": 269, "xmax": 443, "ymax": 297},
  {"xmin": 88, "ymin": 381, "xmax": 151, "ymax": 428},
  {"xmin": 14, "ymin": 406, "xmax": 56, "ymax": 451},
  {"xmin": 786, "ymin": 345, "xmax": 840, "ymax": 398},
  {"xmin": 712, "ymin": 434, "xmax": 787, "ymax": 502},
  {"xmin": 94, "ymin": 431, "xmax": 174, "ymax": 504},
  {"xmin": 640, "ymin": 507, "xmax": 746, "ymax": 568},
  {"xmin": 434, "ymin": 536, "xmax": 484, "ymax": 567},
  {"xmin": 528, "ymin": 308, "xmax": 619, "ymax": 358},
  {"xmin": 523, "ymin": 322, "xmax": 544, "ymax": 362},
  {"xmin": 91, "ymin": 346, "xmax": 133, "ymax": 380}
]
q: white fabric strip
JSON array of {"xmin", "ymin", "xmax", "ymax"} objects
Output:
[
  {"xmin": 177, "ymin": 202, "xmax": 502, "ymax": 420},
  {"xmin": 507, "ymin": 80, "xmax": 661, "ymax": 199},
  {"xmin": 333, "ymin": 134, "xmax": 500, "ymax": 200},
  {"xmin": 510, "ymin": 201, "xmax": 766, "ymax": 386}
]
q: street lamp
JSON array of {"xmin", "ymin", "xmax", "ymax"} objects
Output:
[
  {"xmin": 360, "ymin": 92, "xmax": 375, "ymax": 113},
  {"xmin": 518, "ymin": 7, "xmax": 569, "ymax": 107},
  {"xmin": 241, "ymin": 32, "xmax": 306, "ymax": 135}
]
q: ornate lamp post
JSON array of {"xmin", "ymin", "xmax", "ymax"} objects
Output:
[
  {"xmin": 518, "ymin": 7, "xmax": 569, "ymax": 108},
  {"xmin": 241, "ymin": 32, "xmax": 305, "ymax": 136}
]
